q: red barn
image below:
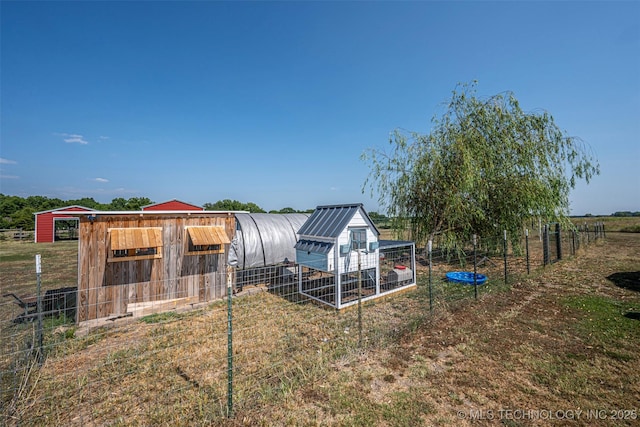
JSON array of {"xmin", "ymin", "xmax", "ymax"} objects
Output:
[
  {"xmin": 34, "ymin": 205, "xmax": 95, "ymax": 243},
  {"xmin": 142, "ymin": 199, "xmax": 204, "ymax": 211}
]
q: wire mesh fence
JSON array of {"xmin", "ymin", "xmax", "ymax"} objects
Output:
[{"xmin": 1, "ymin": 224, "xmax": 605, "ymax": 425}]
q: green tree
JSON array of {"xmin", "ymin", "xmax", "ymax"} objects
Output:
[
  {"xmin": 204, "ymin": 199, "xmax": 244, "ymax": 211},
  {"xmin": 362, "ymin": 81, "xmax": 599, "ymax": 250},
  {"xmin": 0, "ymin": 195, "xmax": 23, "ymax": 228},
  {"xmin": 67, "ymin": 197, "xmax": 103, "ymax": 209},
  {"xmin": 11, "ymin": 207, "xmax": 35, "ymax": 230},
  {"xmin": 124, "ymin": 197, "xmax": 153, "ymax": 210},
  {"xmin": 612, "ymin": 211, "xmax": 639, "ymax": 217},
  {"xmin": 0, "ymin": 194, "xmax": 25, "ymax": 218},
  {"xmin": 25, "ymin": 195, "xmax": 56, "ymax": 211},
  {"xmin": 244, "ymin": 202, "xmax": 266, "ymax": 213},
  {"xmin": 368, "ymin": 211, "xmax": 387, "ymax": 221},
  {"xmin": 109, "ymin": 198, "xmax": 128, "ymax": 210},
  {"xmin": 269, "ymin": 207, "xmax": 299, "ymax": 214},
  {"xmin": 368, "ymin": 211, "xmax": 390, "ymax": 228},
  {"xmin": 204, "ymin": 199, "xmax": 265, "ymax": 213}
]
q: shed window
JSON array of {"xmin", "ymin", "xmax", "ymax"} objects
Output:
[
  {"xmin": 108, "ymin": 227, "xmax": 163, "ymax": 262},
  {"xmin": 350, "ymin": 228, "xmax": 367, "ymax": 250},
  {"xmin": 186, "ymin": 226, "xmax": 230, "ymax": 255}
]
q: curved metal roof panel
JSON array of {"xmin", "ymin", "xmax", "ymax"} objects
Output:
[{"xmin": 229, "ymin": 213, "xmax": 310, "ymax": 269}]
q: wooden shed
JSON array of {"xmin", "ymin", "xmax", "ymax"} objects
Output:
[
  {"xmin": 142, "ymin": 199, "xmax": 204, "ymax": 211},
  {"xmin": 34, "ymin": 205, "xmax": 95, "ymax": 243},
  {"xmin": 62, "ymin": 210, "xmax": 237, "ymax": 325}
]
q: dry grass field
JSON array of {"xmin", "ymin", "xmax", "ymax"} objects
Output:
[
  {"xmin": 571, "ymin": 216, "xmax": 640, "ymax": 233},
  {"xmin": 1, "ymin": 219, "xmax": 639, "ymax": 426}
]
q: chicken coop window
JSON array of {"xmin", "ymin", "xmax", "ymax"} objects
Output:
[
  {"xmin": 108, "ymin": 227, "xmax": 163, "ymax": 262},
  {"xmin": 350, "ymin": 228, "xmax": 367, "ymax": 250},
  {"xmin": 186, "ymin": 226, "xmax": 230, "ymax": 255}
]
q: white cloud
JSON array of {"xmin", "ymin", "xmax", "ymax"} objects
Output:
[
  {"xmin": 0, "ymin": 158, "xmax": 17, "ymax": 164},
  {"xmin": 99, "ymin": 136, "xmax": 110, "ymax": 141},
  {"xmin": 57, "ymin": 133, "xmax": 89, "ymax": 144},
  {"xmin": 0, "ymin": 174, "xmax": 19, "ymax": 179},
  {"xmin": 94, "ymin": 177, "xmax": 109, "ymax": 183}
]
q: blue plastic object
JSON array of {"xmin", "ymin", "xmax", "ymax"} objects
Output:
[{"xmin": 446, "ymin": 271, "xmax": 487, "ymax": 285}]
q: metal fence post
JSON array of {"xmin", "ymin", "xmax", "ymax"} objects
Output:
[
  {"xmin": 428, "ymin": 240, "xmax": 433, "ymax": 312},
  {"xmin": 503, "ymin": 230, "xmax": 507, "ymax": 285},
  {"xmin": 543, "ymin": 225, "xmax": 550, "ymax": 266},
  {"xmin": 473, "ymin": 235, "xmax": 478, "ymax": 300},
  {"xmin": 525, "ymin": 229, "xmax": 530, "ymax": 275},
  {"xmin": 357, "ymin": 249, "xmax": 362, "ymax": 348},
  {"xmin": 36, "ymin": 254, "xmax": 43, "ymax": 364},
  {"xmin": 556, "ymin": 223, "xmax": 562, "ymax": 260},
  {"xmin": 579, "ymin": 226, "xmax": 583, "ymax": 250},
  {"xmin": 585, "ymin": 223, "xmax": 589, "ymax": 245},
  {"xmin": 226, "ymin": 267, "xmax": 233, "ymax": 418}
]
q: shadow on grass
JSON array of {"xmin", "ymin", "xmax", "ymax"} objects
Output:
[
  {"xmin": 606, "ymin": 271, "xmax": 640, "ymax": 292},
  {"xmin": 624, "ymin": 312, "xmax": 640, "ymax": 321}
]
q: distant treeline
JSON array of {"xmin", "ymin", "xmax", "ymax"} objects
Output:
[
  {"xmin": 0, "ymin": 195, "xmax": 390, "ymax": 231},
  {"xmin": 569, "ymin": 212, "xmax": 640, "ymax": 218},
  {"xmin": 0, "ymin": 195, "xmax": 155, "ymax": 230},
  {"xmin": 611, "ymin": 211, "xmax": 640, "ymax": 217}
]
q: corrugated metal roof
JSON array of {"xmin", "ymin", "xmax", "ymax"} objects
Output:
[
  {"xmin": 142, "ymin": 199, "xmax": 204, "ymax": 211},
  {"xmin": 294, "ymin": 239, "xmax": 334, "ymax": 255},
  {"xmin": 297, "ymin": 204, "xmax": 380, "ymax": 238}
]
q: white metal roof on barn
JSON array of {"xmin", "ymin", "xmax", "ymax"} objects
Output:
[
  {"xmin": 227, "ymin": 213, "xmax": 310, "ymax": 269},
  {"xmin": 33, "ymin": 205, "xmax": 95, "ymax": 215}
]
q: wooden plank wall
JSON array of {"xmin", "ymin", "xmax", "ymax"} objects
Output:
[{"xmin": 77, "ymin": 214, "xmax": 234, "ymax": 323}]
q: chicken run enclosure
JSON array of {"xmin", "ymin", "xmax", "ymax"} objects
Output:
[
  {"xmin": 294, "ymin": 204, "xmax": 416, "ymax": 309},
  {"xmin": 230, "ymin": 205, "xmax": 416, "ymax": 310},
  {"xmin": 58, "ymin": 204, "xmax": 416, "ymax": 324}
]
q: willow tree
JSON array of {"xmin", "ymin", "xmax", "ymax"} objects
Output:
[{"xmin": 361, "ymin": 82, "xmax": 599, "ymax": 250}]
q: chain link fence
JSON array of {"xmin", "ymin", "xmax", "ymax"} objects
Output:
[{"xmin": 1, "ymin": 223, "xmax": 605, "ymax": 425}]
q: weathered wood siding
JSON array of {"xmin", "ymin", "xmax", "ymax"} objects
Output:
[{"xmin": 77, "ymin": 213, "xmax": 234, "ymax": 323}]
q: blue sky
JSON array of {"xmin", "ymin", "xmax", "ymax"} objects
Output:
[{"xmin": 1, "ymin": 1, "xmax": 638, "ymax": 215}]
